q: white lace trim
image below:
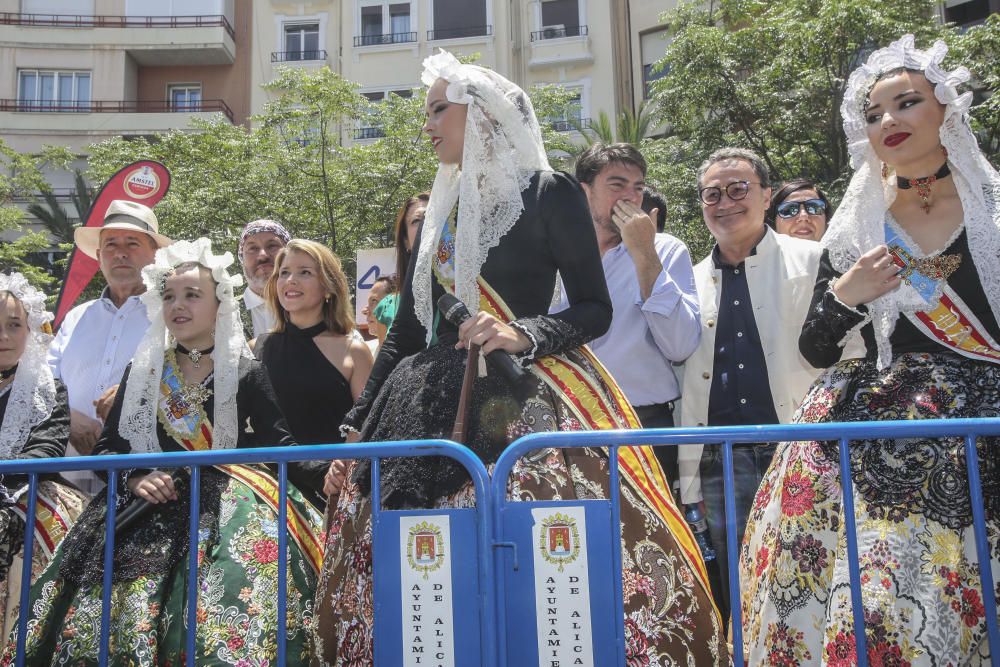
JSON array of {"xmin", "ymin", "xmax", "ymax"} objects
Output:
[
  {"xmin": 509, "ymin": 321, "xmax": 539, "ymax": 367},
  {"xmin": 823, "ymin": 34, "xmax": 1000, "ymax": 369},
  {"xmin": 0, "ymin": 272, "xmax": 57, "ymax": 461},
  {"xmin": 413, "ymin": 50, "xmax": 551, "ymax": 343},
  {"xmin": 119, "ymin": 239, "xmax": 251, "ymax": 454}
]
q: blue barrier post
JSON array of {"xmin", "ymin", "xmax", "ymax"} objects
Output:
[
  {"xmin": 838, "ymin": 437, "xmax": 869, "ymax": 666},
  {"xmin": 14, "ymin": 473, "xmax": 38, "ymax": 667},
  {"xmin": 98, "ymin": 473, "xmax": 117, "ymax": 666},
  {"xmin": 964, "ymin": 435, "xmax": 1000, "ymax": 664},
  {"xmin": 187, "ymin": 465, "xmax": 200, "ymax": 667},
  {"xmin": 277, "ymin": 462, "xmax": 288, "ymax": 666},
  {"xmin": 721, "ymin": 440, "xmax": 745, "ymax": 667}
]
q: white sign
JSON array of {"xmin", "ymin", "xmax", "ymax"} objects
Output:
[
  {"xmin": 355, "ymin": 247, "xmax": 397, "ymax": 327},
  {"xmin": 400, "ymin": 515, "xmax": 455, "ymax": 667},
  {"xmin": 531, "ymin": 506, "xmax": 595, "ymax": 667}
]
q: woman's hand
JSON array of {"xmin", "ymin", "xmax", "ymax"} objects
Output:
[
  {"xmin": 127, "ymin": 470, "xmax": 178, "ymax": 504},
  {"xmin": 456, "ymin": 312, "xmax": 530, "ymax": 355},
  {"xmin": 324, "ymin": 460, "xmax": 349, "ymax": 497},
  {"xmin": 832, "ymin": 245, "xmax": 903, "ymax": 308}
]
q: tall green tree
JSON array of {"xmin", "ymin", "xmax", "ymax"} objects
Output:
[
  {"xmin": 0, "ymin": 141, "xmax": 74, "ymax": 289},
  {"xmin": 646, "ymin": 0, "xmax": 998, "ymax": 260}
]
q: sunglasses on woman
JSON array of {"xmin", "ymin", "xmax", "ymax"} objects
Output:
[{"xmin": 776, "ymin": 198, "xmax": 827, "ymax": 218}]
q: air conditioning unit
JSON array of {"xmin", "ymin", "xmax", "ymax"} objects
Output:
[{"xmin": 541, "ymin": 24, "xmax": 565, "ymax": 39}]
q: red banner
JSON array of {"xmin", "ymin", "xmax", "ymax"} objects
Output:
[{"xmin": 53, "ymin": 161, "xmax": 171, "ymax": 328}]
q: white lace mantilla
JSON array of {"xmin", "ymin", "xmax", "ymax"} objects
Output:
[
  {"xmin": 0, "ymin": 272, "xmax": 57, "ymax": 460},
  {"xmin": 119, "ymin": 238, "xmax": 251, "ymax": 454},
  {"xmin": 823, "ymin": 34, "xmax": 1000, "ymax": 368},
  {"xmin": 412, "ymin": 50, "xmax": 552, "ymax": 343}
]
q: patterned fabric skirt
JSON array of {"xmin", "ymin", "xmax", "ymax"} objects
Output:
[
  {"xmin": 310, "ymin": 345, "xmax": 727, "ymax": 666},
  {"xmin": 0, "ymin": 480, "xmax": 87, "ymax": 639},
  {"xmin": 740, "ymin": 351, "xmax": 1000, "ymax": 666},
  {"xmin": 2, "ymin": 474, "xmax": 324, "ymax": 666}
]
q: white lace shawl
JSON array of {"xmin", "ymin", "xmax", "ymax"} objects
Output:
[
  {"xmin": 0, "ymin": 273, "xmax": 56, "ymax": 460},
  {"xmin": 823, "ymin": 34, "xmax": 1000, "ymax": 368},
  {"xmin": 412, "ymin": 50, "xmax": 552, "ymax": 342},
  {"xmin": 119, "ymin": 239, "xmax": 251, "ymax": 453}
]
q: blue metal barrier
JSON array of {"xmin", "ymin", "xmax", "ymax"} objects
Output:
[
  {"xmin": 0, "ymin": 440, "xmax": 495, "ymax": 667},
  {"xmin": 492, "ymin": 418, "xmax": 1000, "ymax": 667},
  {"xmin": 2, "ymin": 418, "xmax": 998, "ymax": 666}
]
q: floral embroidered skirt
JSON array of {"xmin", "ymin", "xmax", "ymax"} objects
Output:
[
  {"xmin": 309, "ymin": 344, "xmax": 727, "ymax": 666},
  {"xmin": 740, "ymin": 351, "xmax": 1000, "ymax": 666},
  {"xmin": 2, "ymin": 472, "xmax": 324, "ymax": 666},
  {"xmin": 0, "ymin": 480, "xmax": 87, "ymax": 639}
]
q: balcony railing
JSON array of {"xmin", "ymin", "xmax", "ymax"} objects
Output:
[
  {"xmin": 353, "ymin": 31, "xmax": 417, "ymax": 47},
  {"xmin": 530, "ymin": 25, "xmax": 588, "ymax": 41},
  {"xmin": 550, "ymin": 117, "xmax": 591, "ymax": 132},
  {"xmin": 2, "ymin": 99, "xmax": 234, "ymax": 122},
  {"xmin": 354, "ymin": 126, "xmax": 386, "ymax": 140},
  {"xmin": 271, "ymin": 50, "xmax": 328, "ymax": 62},
  {"xmin": 0, "ymin": 12, "xmax": 235, "ymax": 38},
  {"xmin": 427, "ymin": 24, "xmax": 492, "ymax": 41}
]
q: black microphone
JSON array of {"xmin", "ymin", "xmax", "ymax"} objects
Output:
[
  {"xmin": 114, "ymin": 470, "xmax": 184, "ymax": 536},
  {"xmin": 437, "ymin": 293, "xmax": 527, "ymax": 385}
]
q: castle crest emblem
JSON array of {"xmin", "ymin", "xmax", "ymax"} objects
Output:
[
  {"xmin": 406, "ymin": 521, "xmax": 445, "ymax": 579},
  {"xmin": 539, "ymin": 512, "xmax": 580, "ymax": 571}
]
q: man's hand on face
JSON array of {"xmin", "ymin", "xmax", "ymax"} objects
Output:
[{"xmin": 612, "ymin": 200, "xmax": 657, "ymax": 254}]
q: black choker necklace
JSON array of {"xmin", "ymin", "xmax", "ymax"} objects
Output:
[
  {"xmin": 176, "ymin": 343, "xmax": 214, "ymax": 368},
  {"xmin": 291, "ymin": 321, "xmax": 327, "ymax": 338},
  {"xmin": 896, "ymin": 162, "xmax": 951, "ymax": 214},
  {"xmin": 0, "ymin": 365, "xmax": 17, "ymax": 380}
]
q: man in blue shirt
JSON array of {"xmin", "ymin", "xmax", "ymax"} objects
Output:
[{"xmin": 555, "ymin": 143, "xmax": 701, "ymax": 495}]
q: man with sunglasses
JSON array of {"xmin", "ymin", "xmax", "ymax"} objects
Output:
[{"xmin": 676, "ymin": 147, "xmax": 826, "ymax": 623}]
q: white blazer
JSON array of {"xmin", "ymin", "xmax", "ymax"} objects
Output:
[{"xmin": 676, "ymin": 227, "xmax": 825, "ymax": 503}]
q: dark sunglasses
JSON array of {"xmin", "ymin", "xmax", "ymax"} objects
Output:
[{"xmin": 776, "ymin": 198, "xmax": 827, "ymax": 218}]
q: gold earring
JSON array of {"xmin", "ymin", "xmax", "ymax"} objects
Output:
[{"xmin": 881, "ymin": 162, "xmax": 889, "ymax": 180}]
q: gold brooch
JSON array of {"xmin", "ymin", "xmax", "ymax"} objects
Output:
[{"xmin": 890, "ymin": 245, "xmax": 962, "ymax": 284}]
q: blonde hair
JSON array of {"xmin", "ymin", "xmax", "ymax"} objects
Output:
[{"xmin": 264, "ymin": 239, "xmax": 354, "ymax": 335}]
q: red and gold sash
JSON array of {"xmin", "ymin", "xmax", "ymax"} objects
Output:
[
  {"xmin": 12, "ymin": 489, "xmax": 73, "ymax": 559},
  {"xmin": 476, "ymin": 278, "xmax": 713, "ymax": 593},
  {"xmin": 157, "ymin": 361, "xmax": 324, "ymax": 575},
  {"xmin": 907, "ymin": 285, "xmax": 1000, "ymax": 365}
]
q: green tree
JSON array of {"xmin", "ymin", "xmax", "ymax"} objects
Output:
[
  {"xmin": 27, "ymin": 170, "xmax": 93, "ymax": 245},
  {"xmin": 0, "ymin": 141, "xmax": 74, "ymax": 289},
  {"xmin": 645, "ymin": 0, "xmax": 997, "ymax": 260}
]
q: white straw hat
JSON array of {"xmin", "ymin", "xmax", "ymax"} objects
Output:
[{"xmin": 74, "ymin": 200, "xmax": 173, "ymax": 260}]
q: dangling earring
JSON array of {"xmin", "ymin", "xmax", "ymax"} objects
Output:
[
  {"xmin": 942, "ymin": 146, "xmax": 949, "ymax": 159},
  {"xmin": 168, "ymin": 333, "xmax": 177, "ymax": 348},
  {"xmin": 210, "ymin": 329, "xmax": 215, "ymax": 340},
  {"xmin": 882, "ymin": 162, "xmax": 889, "ymax": 180}
]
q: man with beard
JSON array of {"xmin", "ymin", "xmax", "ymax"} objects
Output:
[
  {"xmin": 48, "ymin": 200, "xmax": 172, "ymax": 493},
  {"xmin": 238, "ymin": 219, "xmax": 291, "ymax": 337}
]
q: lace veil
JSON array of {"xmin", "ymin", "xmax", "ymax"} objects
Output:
[
  {"xmin": 412, "ymin": 50, "xmax": 552, "ymax": 342},
  {"xmin": 823, "ymin": 34, "xmax": 1000, "ymax": 368},
  {"xmin": 0, "ymin": 273, "xmax": 56, "ymax": 460},
  {"xmin": 119, "ymin": 238, "xmax": 250, "ymax": 453}
]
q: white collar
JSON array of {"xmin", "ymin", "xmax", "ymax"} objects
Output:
[{"xmin": 242, "ymin": 287, "xmax": 266, "ymax": 309}]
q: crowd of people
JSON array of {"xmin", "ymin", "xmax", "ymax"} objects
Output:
[{"xmin": 0, "ymin": 35, "xmax": 996, "ymax": 665}]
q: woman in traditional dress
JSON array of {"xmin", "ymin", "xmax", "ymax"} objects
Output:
[
  {"xmin": 740, "ymin": 35, "xmax": 1000, "ymax": 665},
  {"xmin": 5, "ymin": 239, "xmax": 325, "ymax": 666},
  {"xmin": 310, "ymin": 50, "xmax": 726, "ymax": 665},
  {"xmin": 0, "ymin": 273, "xmax": 87, "ymax": 638},
  {"xmin": 255, "ymin": 239, "xmax": 373, "ymax": 509}
]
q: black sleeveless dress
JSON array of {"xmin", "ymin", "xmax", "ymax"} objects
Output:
[{"xmin": 256, "ymin": 322, "xmax": 355, "ymax": 507}]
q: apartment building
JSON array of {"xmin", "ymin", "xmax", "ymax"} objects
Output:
[
  {"xmin": 250, "ymin": 0, "xmax": 675, "ymax": 142},
  {"xmin": 0, "ymin": 0, "xmax": 251, "ymax": 221}
]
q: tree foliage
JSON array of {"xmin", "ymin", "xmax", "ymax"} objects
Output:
[
  {"xmin": 0, "ymin": 141, "xmax": 74, "ymax": 289},
  {"xmin": 647, "ymin": 0, "xmax": 999, "ymax": 261}
]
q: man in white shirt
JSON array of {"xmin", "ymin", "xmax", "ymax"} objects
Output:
[
  {"xmin": 49, "ymin": 200, "xmax": 172, "ymax": 493},
  {"xmin": 238, "ymin": 219, "xmax": 291, "ymax": 338},
  {"xmin": 555, "ymin": 143, "xmax": 701, "ymax": 495}
]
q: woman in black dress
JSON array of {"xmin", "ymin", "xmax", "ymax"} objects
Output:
[
  {"xmin": 0, "ymin": 273, "xmax": 87, "ymax": 637},
  {"xmin": 255, "ymin": 239, "xmax": 373, "ymax": 507},
  {"xmin": 310, "ymin": 50, "xmax": 725, "ymax": 666}
]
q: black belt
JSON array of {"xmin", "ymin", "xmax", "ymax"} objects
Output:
[{"xmin": 632, "ymin": 401, "xmax": 675, "ymax": 422}]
